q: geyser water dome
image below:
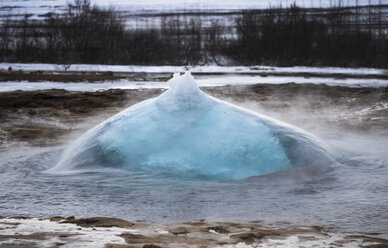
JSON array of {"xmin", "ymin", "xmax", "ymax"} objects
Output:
[{"xmin": 48, "ymin": 72, "xmax": 335, "ymax": 180}]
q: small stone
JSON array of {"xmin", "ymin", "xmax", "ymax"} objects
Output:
[
  {"xmin": 143, "ymin": 245, "xmax": 162, "ymax": 248},
  {"xmin": 169, "ymin": 227, "xmax": 189, "ymax": 235},
  {"xmin": 206, "ymin": 226, "xmax": 230, "ymax": 234}
]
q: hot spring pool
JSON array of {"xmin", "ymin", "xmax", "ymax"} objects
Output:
[
  {"xmin": 0, "ymin": 73, "xmax": 387, "ymax": 238},
  {"xmin": 0, "ymin": 133, "xmax": 388, "ymax": 236}
]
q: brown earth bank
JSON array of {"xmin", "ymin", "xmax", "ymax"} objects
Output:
[
  {"xmin": 0, "ymin": 216, "xmax": 387, "ymax": 247},
  {"xmin": 0, "ymin": 70, "xmax": 172, "ymax": 82},
  {"xmin": 0, "ymin": 88, "xmax": 164, "ymax": 148},
  {"xmin": 0, "ymin": 83, "xmax": 387, "ymax": 149}
]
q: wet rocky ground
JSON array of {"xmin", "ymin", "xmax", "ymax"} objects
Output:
[
  {"xmin": 0, "ymin": 88, "xmax": 164, "ymax": 148},
  {"xmin": 2, "ymin": 68, "xmax": 388, "ymax": 82},
  {"xmin": 1, "ymin": 216, "xmax": 387, "ymax": 248}
]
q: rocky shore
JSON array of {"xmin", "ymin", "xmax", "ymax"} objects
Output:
[{"xmin": 1, "ymin": 216, "xmax": 387, "ymax": 247}]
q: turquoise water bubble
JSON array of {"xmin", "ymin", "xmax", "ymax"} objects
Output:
[{"xmin": 48, "ymin": 72, "xmax": 334, "ymax": 180}]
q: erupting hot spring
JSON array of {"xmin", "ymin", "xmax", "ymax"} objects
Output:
[{"xmin": 48, "ymin": 72, "xmax": 335, "ymax": 179}]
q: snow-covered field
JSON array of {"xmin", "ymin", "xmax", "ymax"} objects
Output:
[
  {"xmin": 1, "ymin": 75, "xmax": 387, "ymax": 93},
  {"xmin": 1, "ymin": 63, "xmax": 387, "ymax": 92},
  {"xmin": 0, "ymin": 0, "xmax": 376, "ymax": 19},
  {"xmin": 2, "ymin": 63, "xmax": 386, "ymax": 76}
]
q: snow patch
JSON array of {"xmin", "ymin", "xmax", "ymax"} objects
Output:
[{"xmin": 1, "ymin": 63, "xmax": 387, "ymax": 75}]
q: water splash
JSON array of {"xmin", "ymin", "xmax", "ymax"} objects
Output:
[{"xmin": 47, "ymin": 72, "xmax": 335, "ymax": 180}]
